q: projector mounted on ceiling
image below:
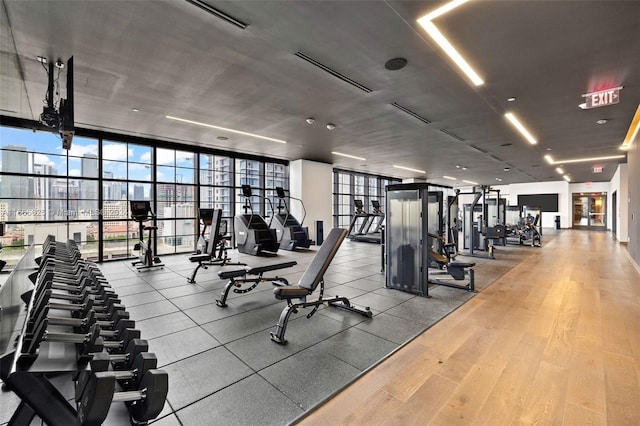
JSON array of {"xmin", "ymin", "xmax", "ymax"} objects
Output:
[{"xmin": 39, "ymin": 56, "xmax": 74, "ymax": 150}]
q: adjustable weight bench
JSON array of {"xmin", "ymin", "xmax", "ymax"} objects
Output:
[
  {"xmin": 188, "ymin": 208, "xmax": 245, "ymax": 283},
  {"xmin": 216, "ymin": 261, "xmax": 297, "ymax": 307},
  {"xmin": 270, "ymin": 228, "xmax": 373, "ymax": 344}
]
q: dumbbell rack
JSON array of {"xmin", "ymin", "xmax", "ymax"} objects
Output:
[{"xmin": 0, "ymin": 236, "xmax": 168, "ymax": 426}]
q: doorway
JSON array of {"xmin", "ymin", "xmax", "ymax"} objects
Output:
[
  {"xmin": 572, "ymin": 192, "xmax": 607, "ymax": 230},
  {"xmin": 612, "ymin": 191, "xmax": 617, "ymax": 237}
]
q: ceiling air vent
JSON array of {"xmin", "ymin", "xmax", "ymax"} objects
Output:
[
  {"xmin": 439, "ymin": 128, "xmax": 465, "ymax": 142},
  {"xmin": 469, "ymin": 144, "xmax": 488, "ymax": 153},
  {"xmin": 185, "ymin": 0, "xmax": 248, "ymax": 29},
  {"xmin": 294, "ymin": 52, "xmax": 372, "ymax": 94},
  {"xmin": 390, "ymin": 103, "xmax": 431, "ymax": 124}
]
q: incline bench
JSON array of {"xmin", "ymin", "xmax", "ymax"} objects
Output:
[
  {"xmin": 270, "ymin": 228, "xmax": 372, "ymax": 344},
  {"xmin": 216, "ymin": 261, "xmax": 297, "ymax": 307}
]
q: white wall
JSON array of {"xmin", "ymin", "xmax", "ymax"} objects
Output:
[
  {"xmin": 289, "ymin": 159, "xmax": 333, "ymax": 242},
  {"xmin": 493, "ymin": 181, "xmax": 571, "ymax": 228},
  {"xmin": 609, "ymin": 164, "xmax": 628, "ymax": 242}
]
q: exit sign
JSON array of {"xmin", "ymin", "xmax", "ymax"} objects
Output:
[
  {"xmin": 593, "ymin": 165, "xmax": 604, "ymax": 173},
  {"xmin": 583, "ymin": 87, "xmax": 622, "ymax": 109}
]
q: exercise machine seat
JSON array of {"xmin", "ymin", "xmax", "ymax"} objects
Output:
[
  {"xmin": 448, "ymin": 260, "xmax": 475, "ymax": 268},
  {"xmin": 273, "ymin": 286, "xmax": 311, "ymax": 300}
]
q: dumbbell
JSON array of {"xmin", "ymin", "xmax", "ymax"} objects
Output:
[
  {"xmin": 27, "ymin": 305, "xmax": 132, "ymax": 339},
  {"xmin": 33, "ymin": 277, "xmax": 116, "ymax": 306},
  {"xmin": 23, "ymin": 315, "xmax": 141, "ymax": 359},
  {"xmin": 75, "ymin": 349, "xmax": 156, "ymax": 400},
  {"xmin": 33, "ymin": 288, "xmax": 124, "ymax": 321},
  {"xmin": 22, "ymin": 319, "xmax": 103, "ymax": 357},
  {"xmin": 32, "ymin": 278, "xmax": 115, "ymax": 307},
  {"xmin": 36, "ymin": 263, "xmax": 107, "ymax": 285},
  {"xmin": 77, "ymin": 368, "xmax": 168, "ymax": 426}
]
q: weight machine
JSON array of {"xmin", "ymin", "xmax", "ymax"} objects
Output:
[{"xmin": 454, "ymin": 186, "xmax": 506, "ymax": 259}]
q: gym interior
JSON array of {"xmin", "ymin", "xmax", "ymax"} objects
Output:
[{"xmin": 1, "ymin": 1, "xmax": 639, "ymax": 425}]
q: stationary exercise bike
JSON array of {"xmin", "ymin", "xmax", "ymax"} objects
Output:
[{"xmin": 130, "ymin": 200, "xmax": 164, "ymax": 271}]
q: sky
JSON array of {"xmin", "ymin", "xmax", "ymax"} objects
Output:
[{"xmin": 0, "ymin": 126, "xmax": 196, "ymax": 182}]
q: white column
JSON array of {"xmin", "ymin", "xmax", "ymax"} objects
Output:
[{"xmin": 289, "ymin": 159, "xmax": 333, "ymax": 242}]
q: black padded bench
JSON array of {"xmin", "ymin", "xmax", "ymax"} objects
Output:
[
  {"xmin": 270, "ymin": 228, "xmax": 372, "ymax": 344},
  {"xmin": 215, "ymin": 261, "xmax": 297, "ymax": 307},
  {"xmin": 427, "ymin": 249, "xmax": 475, "ymax": 291}
]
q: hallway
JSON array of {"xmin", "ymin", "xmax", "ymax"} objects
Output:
[{"xmin": 300, "ymin": 230, "xmax": 640, "ymax": 425}]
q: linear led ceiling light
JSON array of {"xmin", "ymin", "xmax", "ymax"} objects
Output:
[
  {"xmin": 563, "ymin": 175, "xmax": 571, "ymax": 182},
  {"xmin": 544, "ymin": 154, "xmax": 554, "ymax": 164},
  {"xmin": 621, "ymin": 104, "xmax": 640, "ymax": 150},
  {"xmin": 555, "ymin": 167, "xmax": 564, "ymax": 174},
  {"xmin": 331, "ymin": 151, "xmax": 365, "ymax": 161},
  {"xmin": 443, "ymin": 175, "xmax": 457, "ymax": 180},
  {"xmin": 393, "ymin": 165, "xmax": 426, "ymax": 174},
  {"xmin": 462, "ymin": 179, "xmax": 478, "ymax": 185},
  {"xmin": 166, "ymin": 115, "xmax": 286, "ymax": 144},
  {"xmin": 547, "ymin": 154, "xmax": 625, "ymax": 165},
  {"xmin": 417, "ymin": 0, "xmax": 484, "ymax": 86},
  {"xmin": 185, "ymin": 0, "xmax": 248, "ymax": 29},
  {"xmin": 505, "ymin": 112, "xmax": 537, "ymax": 145}
]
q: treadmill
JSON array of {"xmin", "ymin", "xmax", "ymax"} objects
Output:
[{"xmin": 347, "ymin": 199, "xmax": 383, "ymax": 244}]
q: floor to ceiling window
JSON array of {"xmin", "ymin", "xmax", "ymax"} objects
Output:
[
  {"xmin": 332, "ymin": 169, "xmax": 399, "ymax": 228},
  {"xmin": 0, "ymin": 123, "xmax": 288, "ymax": 268}
]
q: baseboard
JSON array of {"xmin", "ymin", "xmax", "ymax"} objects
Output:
[{"xmin": 625, "ymin": 248, "xmax": 640, "ymax": 275}]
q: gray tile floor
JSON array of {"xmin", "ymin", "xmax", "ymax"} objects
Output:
[{"xmin": 1, "ymin": 235, "xmax": 546, "ymax": 425}]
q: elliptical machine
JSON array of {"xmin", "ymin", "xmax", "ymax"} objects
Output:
[
  {"xmin": 271, "ymin": 187, "xmax": 312, "ymax": 250},
  {"xmin": 130, "ymin": 200, "xmax": 164, "ymax": 271}
]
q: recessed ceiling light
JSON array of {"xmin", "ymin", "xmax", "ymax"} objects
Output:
[
  {"xmin": 507, "ymin": 97, "xmax": 516, "ymax": 102},
  {"xmin": 417, "ymin": 0, "xmax": 484, "ymax": 86},
  {"xmin": 393, "ymin": 165, "xmax": 426, "ymax": 174},
  {"xmin": 504, "ymin": 167, "xmax": 511, "ymax": 171},
  {"xmin": 326, "ymin": 123, "xmax": 336, "ymax": 130},
  {"xmin": 331, "ymin": 151, "xmax": 365, "ymax": 161},
  {"xmin": 443, "ymin": 175, "xmax": 457, "ymax": 180},
  {"xmin": 462, "ymin": 179, "xmax": 478, "ymax": 185},
  {"xmin": 546, "ymin": 148, "xmax": 552, "ymax": 151},
  {"xmin": 131, "ymin": 108, "xmax": 139, "ymax": 112},
  {"xmin": 461, "ymin": 166, "xmax": 468, "ymax": 170},
  {"xmin": 384, "ymin": 57, "xmax": 408, "ymax": 71},
  {"xmin": 596, "ymin": 119, "xmax": 607, "ymax": 125},
  {"xmin": 505, "ymin": 112, "xmax": 537, "ymax": 144},
  {"xmin": 217, "ymin": 136, "xmax": 228, "ymax": 140},
  {"xmin": 495, "ymin": 178, "xmax": 502, "ymax": 181},
  {"xmin": 166, "ymin": 115, "xmax": 287, "ymax": 144},
  {"xmin": 36, "ymin": 56, "xmax": 47, "ymax": 64},
  {"xmin": 305, "ymin": 117, "xmax": 315, "ymax": 124},
  {"xmin": 456, "ymin": 165, "xmax": 461, "ymax": 168}
]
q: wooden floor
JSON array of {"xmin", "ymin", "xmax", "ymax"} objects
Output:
[{"xmin": 300, "ymin": 230, "xmax": 640, "ymax": 425}]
